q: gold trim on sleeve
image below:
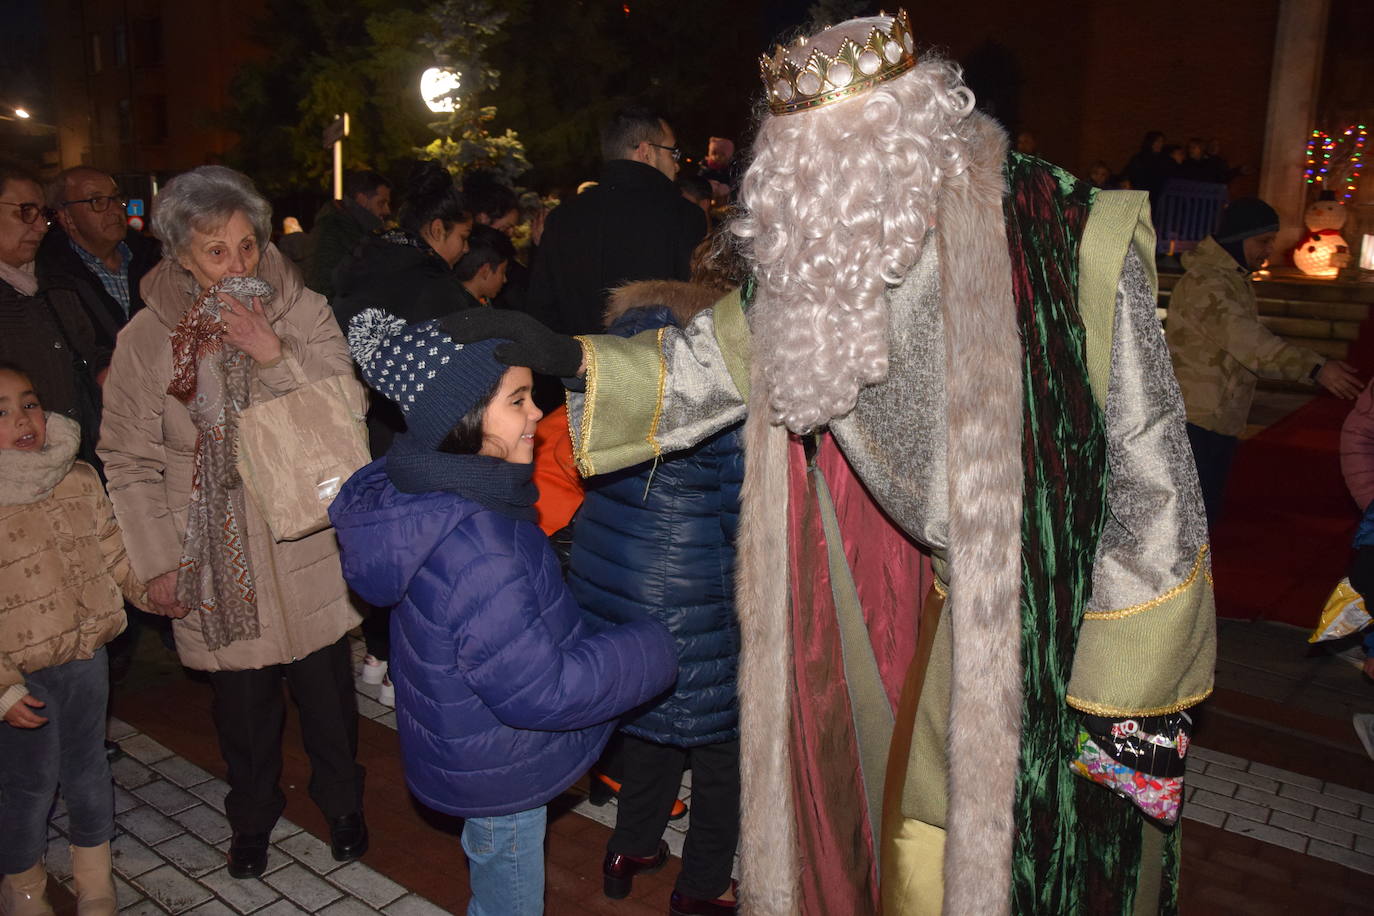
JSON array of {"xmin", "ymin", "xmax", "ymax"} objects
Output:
[
  {"xmin": 1066, "ymin": 686, "xmax": 1213, "ymax": 717},
  {"xmin": 1083, "ymin": 544, "xmax": 1210, "ymax": 621},
  {"xmin": 645, "ymin": 327, "xmax": 667, "ymax": 458},
  {"xmin": 573, "ymin": 335, "xmax": 597, "ymax": 477}
]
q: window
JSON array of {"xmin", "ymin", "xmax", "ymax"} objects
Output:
[
  {"xmin": 134, "ymin": 18, "xmax": 163, "ymax": 66},
  {"xmin": 89, "ymin": 32, "xmax": 102, "ymax": 73},
  {"xmin": 113, "ymin": 22, "xmax": 127, "ymax": 67}
]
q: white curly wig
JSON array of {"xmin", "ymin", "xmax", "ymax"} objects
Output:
[{"xmin": 730, "ymin": 18, "xmax": 975, "ymax": 433}]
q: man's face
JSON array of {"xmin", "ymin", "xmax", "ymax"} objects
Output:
[
  {"xmin": 642, "ymin": 122, "xmax": 680, "ymax": 180},
  {"xmin": 356, "ymin": 185, "xmax": 392, "ymax": 222},
  {"xmin": 1243, "ymin": 231, "xmax": 1277, "ymax": 271},
  {"xmin": 59, "ymin": 170, "xmax": 126, "ymax": 254}
]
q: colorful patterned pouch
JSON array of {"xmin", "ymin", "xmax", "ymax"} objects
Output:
[{"xmin": 1070, "ymin": 711, "xmax": 1192, "ymax": 828}]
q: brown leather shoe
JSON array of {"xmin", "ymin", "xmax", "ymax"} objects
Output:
[
  {"xmin": 602, "ymin": 839, "xmax": 669, "ymax": 899},
  {"xmin": 670, "ymin": 880, "xmax": 739, "ymax": 915}
]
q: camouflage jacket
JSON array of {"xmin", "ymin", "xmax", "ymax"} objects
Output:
[{"xmin": 1165, "ymin": 237, "xmax": 1321, "ymax": 436}]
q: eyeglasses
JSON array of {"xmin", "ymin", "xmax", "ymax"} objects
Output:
[
  {"xmin": 62, "ymin": 194, "xmax": 126, "ymax": 213},
  {"xmin": 647, "ymin": 142, "xmax": 682, "ymax": 162},
  {"xmin": 0, "ymin": 201, "xmax": 55, "ymax": 225}
]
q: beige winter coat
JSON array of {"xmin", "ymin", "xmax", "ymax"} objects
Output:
[
  {"xmin": 0, "ymin": 414, "xmax": 139, "ymax": 718},
  {"xmin": 98, "ymin": 244, "xmax": 364, "ymax": 672}
]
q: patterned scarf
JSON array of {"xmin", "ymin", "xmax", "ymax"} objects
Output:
[{"xmin": 166, "ymin": 276, "xmax": 273, "ymax": 652}]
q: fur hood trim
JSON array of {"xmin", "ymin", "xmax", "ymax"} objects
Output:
[
  {"xmin": 0, "ymin": 413, "xmax": 81, "ymax": 506},
  {"xmin": 604, "ymin": 280, "xmax": 724, "ymax": 330}
]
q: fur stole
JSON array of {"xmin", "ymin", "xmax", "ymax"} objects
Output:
[{"xmin": 603, "ymin": 279, "xmax": 723, "ymax": 330}]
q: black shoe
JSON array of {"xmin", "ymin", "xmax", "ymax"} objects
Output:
[
  {"xmin": 226, "ymin": 832, "xmax": 270, "ymax": 879},
  {"xmin": 329, "ymin": 812, "xmax": 369, "ymax": 862},
  {"xmin": 602, "ymin": 839, "xmax": 668, "ymax": 899},
  {"xmin": 104, "ymin": 739, "xmax": 124, "ymax": 763}
]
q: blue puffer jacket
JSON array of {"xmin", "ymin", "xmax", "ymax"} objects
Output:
[
  {"xmin": 568, "ymin": 280, "xmax": 743, "ymax": 746},
  {"xmin": 330, "ymin": 459, "xmax": 678, "ymax": 818}
]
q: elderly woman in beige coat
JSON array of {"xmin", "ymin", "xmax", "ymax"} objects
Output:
[{"xmin": 98, "ymin": 166, "xmax": 368, "ymax": 880}]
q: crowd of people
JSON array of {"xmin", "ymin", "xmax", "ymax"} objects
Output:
[{"xmin": 0, "ymin": 9, "xmax": 1368, "ymax": 916}]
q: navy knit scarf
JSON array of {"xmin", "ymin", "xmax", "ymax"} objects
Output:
[{"xmin": 385, "ymin": 445, "xmax": 538, "ymax": 523}]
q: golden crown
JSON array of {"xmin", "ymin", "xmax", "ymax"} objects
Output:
[{"xmin": 760, "ymin": 10, "xmax": 917, "ymax": 116}]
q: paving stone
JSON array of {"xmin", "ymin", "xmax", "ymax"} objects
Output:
[
  {"xmin": 1248, "ymin": 761, "xmax": 1323, "ymax": 791},
  {"xmin": 174, "ymin": 804, "xmax": 233, "ymax": 845},
  {"xmin": 383, "ymin": 894, "xmax": 449, "ymax": 916},
  {"xmin": 1323, "ymin": 783, "xmax": 1374, "ymax": 808},
  {"xmin": 120, "ymin": 805, "xmax": 185, "ymax": 845},
  {"xmin": 188, "ymin": 901, "xmax": 238, "ymax": 916},
  {"xmin": 1269, "ymin": 811, "xmax": 1355, "ymax": 847},
  {"xmin": 157, "ymin": 832, "xmax": 226, "ymax": 878},
  {"xmin": 110, "ymin": 833, "xmax": 164, "ymax": 879},
  {"xmin": 1185, "ymin": 771, "xmax": 1239, "ymax": 798},
  {"xmin": 45, "ymin": 837, "xmax": 73, "ymax": 881},
  {"xmin": 375, "ymin": 711, "xmax": 397, "ymax": 730},
  {"xmin": 201, "ymin": 866, "xmax": 284, "ymax": 914},
  {"xmin": 326, "ymin": 861, "xmax": 406, "ymax": 909},
  {"xmin": 1277, "ymin": 783, "xmax": 1361, "ymax": 816},
  {"xmin": 191, "ymin": 779, "xmax": 230, "ymax": 813},
  {"xmin": 135, "ymin": 778, "xmax": 202, "ymax": 815},
  {"xmin": 153, "ymin": 756, "xmax": 215, "ymax": 788},
  {"xmin": 253, "ymin": 900, "xmax": 310, "ymax": 916},
  {"xmin": 107, "ymin": 716, "xmax": 140, "ymax": 740},
  {"xmin": 1357, "ymin": 835, "xmax": 1374, "ymax": 856},
  {"xmin": 121, "ymin": 899, "xmax": 173, "ymax": 916},
  {"xmin": 113, "ymin": 873, "xmax": 145, "ymax": 909},
  {"xmin": 51, "ymin": 813, "xmax": 70, "ymax": 834},
  {"xmin": 1222, "ymin": 815, "xmax": 1307, "ymax": 853},
  {"xmin": 355, "ymin": 695, "xmax": 390, "ymax": 719},
  {"xmin": 1181, "ymin": 803, "xmax": 1226, "ymax": 827},
  {"xmin": 318, "ymin": 899, "xmax": 384, "ymax": 916},
  {"xmin": 269, "ymin": 818, "xmax": 303, "ymax": 844},
  {"xmin": 264, "ymin": 863, "xmax": 343, "ymax": 911},
  {"xmin": 1314, "ymin": 808, "xmax": 1374, "ymax": 841},
  {"xmin": 1191, "ymin": 788, "xmax": 1268, "ymax": 822},
  {"xmin": 52, "ymin": 796, "xmax": 68, "ymax": 818},
  {"xmin": 121, "ymin": 733, "xmax": 176, "ymax": 765},
  {"xmin": 111, "ymin": 756, "xmax": 158, "ymax": 789},
  {"xmin": 1207, "ymin": 764, "xmax": 1281, "ymax": 793},
  {"xmin": 114, "ymin": 786, "xmax": 142, "ymax": 814},
  {"xmin": 1187, "ymin": 745, "xmax": 1247, "ymax": 769},
  {"xmin": 1363, "ymin": 805, "xmax": 1374, "ymax": 824},
  {"xmin": 277, "ymin": 829, "xmax": 343, "ymax": 875},
  {"xmin": 133, "ymin": 864, "xmax": 215, "ymax": 914},
  {"xmin": 1308, "ymin": 839, "xmax": 1374, "ymax": 875},
  {"xmin": 1234, "ymin": 785, "xmax": 1315, "ymax": 819}
]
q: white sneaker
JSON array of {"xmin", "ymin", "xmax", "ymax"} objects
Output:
[
  {"xmin": 379, "ymin": 675, "xmax": 395, "ymax": 708},
  {"xmin": 1354, "ymin": 713, "xmax": 1374, "ymax": 761},
  {"xmin": 360, "ymin": 655, "xmax": 388, "ymax": 685}
]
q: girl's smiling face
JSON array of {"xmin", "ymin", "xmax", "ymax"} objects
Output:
[
  {"xmin": 0, "ymin": 369, "xmax": 46, "ymax": 451},
  {"xmin": 479, "ymin": 367, "xmax": 541, "ymax": 463}
]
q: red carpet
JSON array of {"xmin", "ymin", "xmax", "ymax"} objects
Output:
[{"xmin": 1211, "ymin": 393, "xmax": 1360, "ymax": 625}]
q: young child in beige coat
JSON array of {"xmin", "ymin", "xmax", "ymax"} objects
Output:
[{"xmin": 0, "ymin": 363, "xmax": 145, "ymax": 916}]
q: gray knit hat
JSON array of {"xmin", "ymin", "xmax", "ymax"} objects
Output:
[{"xmin": 346, "ymin": 308, "xmax": 506, "ymax": 449}]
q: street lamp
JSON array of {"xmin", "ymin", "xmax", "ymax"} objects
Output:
[
  {"xmin": 14, "ymin": 108, "xmax": 30, "ymax": 119},
  {"xmin": 420, "ymin": 67, "xmax": 461, "ymax": 114}
]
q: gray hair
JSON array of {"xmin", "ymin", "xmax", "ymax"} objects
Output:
[{"xmin": 152, "ymin": 165, "xmax": 272, "ymax": 257}]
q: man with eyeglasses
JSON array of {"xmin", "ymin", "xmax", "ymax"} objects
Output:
[
  {"xmin": 36, "ymin": 167, "xmax": 161, "ymax": 352},
  {"xmin": 525, "ymin": 104, "xmax": 706, "ymax": 358}
]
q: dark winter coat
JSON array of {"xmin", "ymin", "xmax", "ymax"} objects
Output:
[
  {"xmin": 329, "ymin": 459, "xmax": 678, "ymax": 818},
  {"xmin": 568, "ymin": 280, "xmax": 743, "ymax": 747},
  {"xmin": 306, "ymin": 199, "xmax": 383, "ymax": 300},
  {"xmin": 35, "ymin": 226, "xmax": 161, "ymax": 353},
  {"xmin": 330, "ymin": 233, "xmax": 476, "ymax": 455},
  {"xmin": 525, "ymin": 159, "xmax": 706, "ymax": 337}
]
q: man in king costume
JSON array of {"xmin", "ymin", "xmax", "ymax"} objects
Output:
[{"xmin": 455, "ymin": 12, "xmax": 1214, "ymax": 916}]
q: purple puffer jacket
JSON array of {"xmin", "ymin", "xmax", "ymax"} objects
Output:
[{"xmin": 329, "ymin": 459, "xmax": 677, "ymax": 818}]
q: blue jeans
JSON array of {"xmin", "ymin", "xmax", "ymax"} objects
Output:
[
  {"xmin": 460, "ymin": 806, "xmax": 546, "ymax": 916},
  {"xmin": 0, "ymin": 650, "xmax": 114, "ymax": 874}
]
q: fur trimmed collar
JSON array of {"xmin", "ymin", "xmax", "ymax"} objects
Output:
[
  {"xmin": 603, "ymin": 280, "xmax": 725, "ymax": 330},
  {"xmin": 0, "ymin": 413, "xmax": 80, "ymax": 505}
]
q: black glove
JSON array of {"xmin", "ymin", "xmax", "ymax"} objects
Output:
[{"xmin": 440, "ymin": 309, "xmax": 583, "ymax": 378}]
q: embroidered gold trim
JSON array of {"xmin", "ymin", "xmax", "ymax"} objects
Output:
[
  {"xmin": 1082, "ymin": 544, "xmax": 1210, "ymax": 620},
  {"xmin": 573, "ymin": 336, "xmax": 596, "ymax": 477},
  {"xmin": 932, "ymin": 578, "xmax": 949, "ymax": 598},
  {"xmin": 645, "ymin": 327, "xmax": 667, "ymax": 458},
  {"xmin": 1066, "ymin": 686, "xmax": 1213, "ymax": 718}
]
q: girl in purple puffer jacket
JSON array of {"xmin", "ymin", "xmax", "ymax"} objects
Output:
[{"xmin": 330, "ymin": 310, "xmax": 676, "ymax": 916}]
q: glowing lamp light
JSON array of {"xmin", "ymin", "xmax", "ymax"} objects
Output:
[
  {"xmin": 1361, "ymin": 234, "xmax": 1374, "ymax": 272},
  {"xmin": 1294, "ymin": 230, "xmax": 1348, "ymax": 278},
  {"xmin": 13, "ymin": 108, "xmax": 30, "ymax": 119},
  {"xmin": 420, "ymin": 67, "xmax": 461, "ymax": 114}
]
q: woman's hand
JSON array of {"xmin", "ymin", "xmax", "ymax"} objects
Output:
[
  {"xmin": 3, "ymin": 694, "xmax": 48, "ymax": 728},
  {"xmin": 220, "ymin": 295, "xmax": 283, "ymax": 365},
  {"xmin": 147, "ymin": 570, "xmax": 190, "ymax": 619}
]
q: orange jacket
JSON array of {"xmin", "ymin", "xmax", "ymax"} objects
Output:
[{"xmin": 533, "ymin": 405, "xmax": 584, "ymax": 535}]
